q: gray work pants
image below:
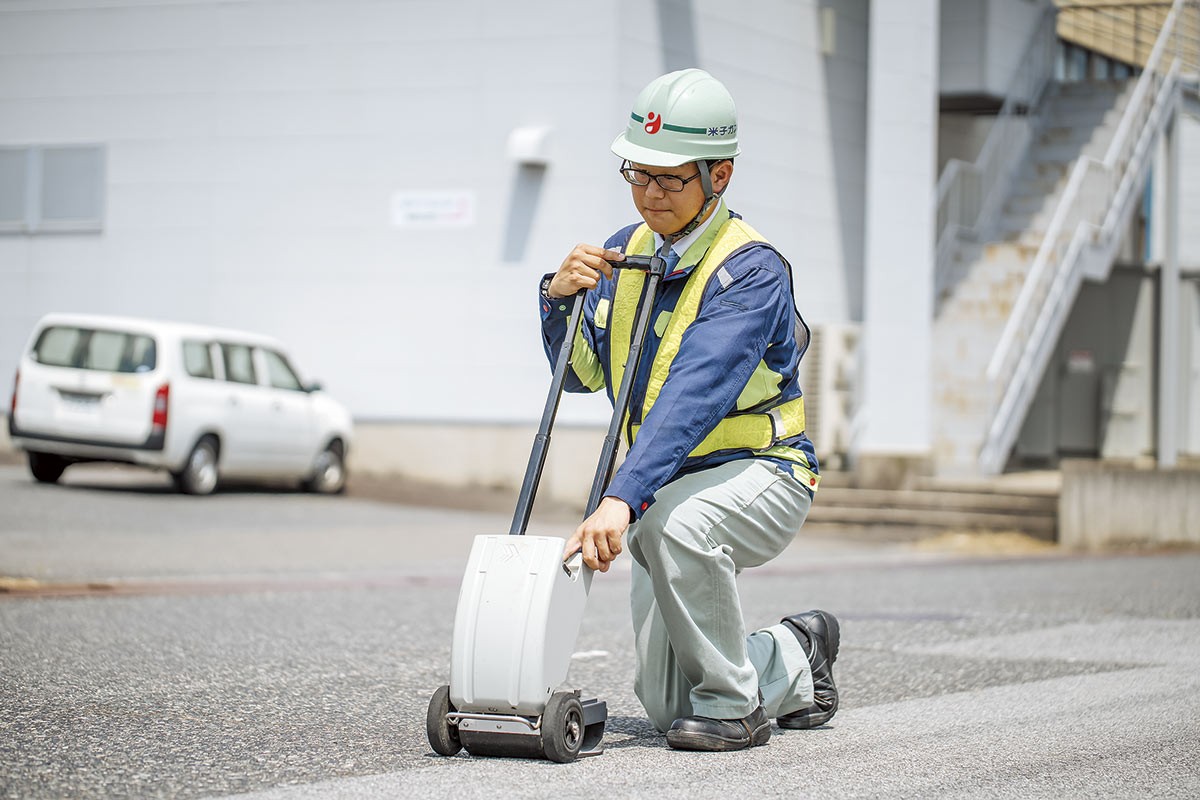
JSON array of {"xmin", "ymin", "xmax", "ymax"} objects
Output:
[{"xmin": 626, "ymin": 458, "xmax": 815, "ymax": 731}]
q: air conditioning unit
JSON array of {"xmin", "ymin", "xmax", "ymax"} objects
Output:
[{"xmin": 798, "ymin": 323, "xmax": 860, "ymax": 470}]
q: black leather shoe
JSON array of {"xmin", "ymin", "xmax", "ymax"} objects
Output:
[
  {"xmin": 665, "ymin": 705, "xmax": 772, "ymax": 751},
  {"xmin": 777, "ymin": 609, "xmax": 840, "ymax": 729}
]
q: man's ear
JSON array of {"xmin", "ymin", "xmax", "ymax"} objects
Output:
[{"xmin": 711, "ymin": 160, "xmax": 734, "ymax": 193}]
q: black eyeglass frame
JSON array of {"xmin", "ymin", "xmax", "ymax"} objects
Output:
[{"xmin": 618, "ymin": 161, "xmax": 703, "ymax": 193}]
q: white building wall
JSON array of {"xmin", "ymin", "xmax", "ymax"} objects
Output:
[
  {"xmin": 0, "ymin": 0, "xmax": 867, "ymax": 429},
  {"xmin": 940, "ymin": 0, "xmax": 987, "ymax": 95},
  {"xmin": 940, "ymin": 0, "xmax": 1047, "ymax": 100},
  {"xmin": 983, "ymin": 0, "xmax": 1048, "ymax": 99},
  {"xmin": 636, "ymin": 1, "xmax": 870, "ymax": 325}
]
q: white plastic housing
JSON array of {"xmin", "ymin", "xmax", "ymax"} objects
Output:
[{"xmin": 449, "ymin": 535, "xmax": 592, "ymax": 716}]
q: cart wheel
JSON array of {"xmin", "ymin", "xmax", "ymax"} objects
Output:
[
  {"xmin": 541, "ymin": 691, "xmax": 584, "ymax": 763},
  {"xmin": 426, "ymin": 685, "xmax": 462, "ymax": 756}
]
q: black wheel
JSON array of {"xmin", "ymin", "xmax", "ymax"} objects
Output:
[
  {"xmin": 302, "ymin": 441, "xmax": 346, "ymax": 494},
  {"xmin": 28, "ymin": 452, "xmax": 68, "ymax": 484},
  {"xmin": 426, "ymin": 685, "xmax": 462, "ymax": 757},
  {"xmin": 541, "ymin": 691, "xmax": 584, "ymax": 763},
  {"xmin": 173, "ymin": 437, "xmax": 219, "ymax": 496}
]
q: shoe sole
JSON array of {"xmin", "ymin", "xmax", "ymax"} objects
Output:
[
  {"xmin": 666, "ymin": 723, "xmax": 772, "ymax": 752},
  {"xmin": 776, "ymin": 705, "xmax": 835, "ymax": 729}
]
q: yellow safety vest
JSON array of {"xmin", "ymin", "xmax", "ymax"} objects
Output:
[{"xmin": 606, "ymin": 214, "xmax": 819, "ymax": 490}]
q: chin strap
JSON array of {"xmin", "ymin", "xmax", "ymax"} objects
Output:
[{"xmin": 666, "ymin": 159, "xmax": 724, "ymax": 245}]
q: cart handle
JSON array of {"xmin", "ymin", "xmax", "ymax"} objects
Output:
[
  {"xmin": 508, "ymin": 254, "xmax": 667, "ymax": 537},
  {"xmin": 606, "ymin": 254, "xmax": 666, "ymax": 273}
]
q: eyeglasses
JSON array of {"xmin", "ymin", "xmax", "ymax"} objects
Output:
[{"xmin": 619, "ymin": 162, "xmax": 702, "ymax": 193}]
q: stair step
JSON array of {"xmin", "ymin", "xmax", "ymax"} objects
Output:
[
  {"xmin": 1006, "ymin": 193, "xmax": 1055, "ymax": 215},
  {"xmin": 729, "ymin": 467, "xmax": 1047, "ymax": 538},
  {"xmin": 820, "ymin": 484, "xmax": 1046, "ymax": 510},
  {"xmin": 806, "ymin": 504, "xmax": 1057, "ymax": 538},
  {"xmin": 1031, "ymin": 139, "xmax": 1110, "ymax": 163},
  {"xmin": 1044, "ymin": 107, "xmax": 1124, "ymax": 131},
  {"xmin": 999, "ymin": 209, "xmax": 1051, "ymax": 238},
  {"xmin": 1038, "ymin": 125, "xmax": 1099, "ymax": 146},
  {"xmin": 982, "ymin": 241, "xmax": 1039, "ymax": 260},
  {"xmin": 915, "ymin": 473, "xmax": 1060, "ymax": 496},
  {"xmin": 1018, "ymin": 160, "xmax": 1072, "ymax": 183}
]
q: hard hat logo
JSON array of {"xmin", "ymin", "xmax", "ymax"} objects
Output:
[{"xmin": 644, "ymin": 112, "xmax": 663, "ymax": 135}]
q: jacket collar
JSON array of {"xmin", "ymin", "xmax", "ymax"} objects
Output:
[{"xmin": 652, "ymin": 200, "xmax": 730, "ymax": 280}]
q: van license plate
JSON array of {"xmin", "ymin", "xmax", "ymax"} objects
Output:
[{"xmin": 59, "ymin": 392, "xmax": 101, "ymax": 411}]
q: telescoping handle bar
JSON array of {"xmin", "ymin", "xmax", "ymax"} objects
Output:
[{"xmin": 509, "ymin": 254, "xmax": 667, "ymax": 536}]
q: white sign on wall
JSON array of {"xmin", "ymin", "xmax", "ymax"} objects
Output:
[{"xmin": 390, "ymin": 190, "xmax": 476, "ymax": 228}]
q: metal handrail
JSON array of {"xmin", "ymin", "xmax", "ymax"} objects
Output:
[
  {"xmin": 979, "ymin": 0, "xmax": 1191, "ymax": 472},
  {"xmin": 934, "ymin": 7, "xmax": 1058, "ymax": 299}
]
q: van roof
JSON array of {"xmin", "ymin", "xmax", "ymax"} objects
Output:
[{"xmin": 33, "ymin": 313, "xmax": 288, "ymax": 349}]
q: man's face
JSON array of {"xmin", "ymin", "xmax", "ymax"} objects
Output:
[{"xmin": 629, "ymin": 161, "xmax": 707, "ymax": 236}]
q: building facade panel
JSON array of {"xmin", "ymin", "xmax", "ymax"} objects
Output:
[{"xmin": 2, "ymin": 0, "xmax": 868, "ymax": 425}]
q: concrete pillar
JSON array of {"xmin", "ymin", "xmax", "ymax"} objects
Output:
[
  {"xmin": 1159, "ymin": 105, "xmax": 1181, "ymax": 468},
  {"xmin": 856, "ymin": 0, "xmax": 940, "ymax": 485}
]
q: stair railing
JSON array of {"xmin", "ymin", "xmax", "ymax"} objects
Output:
[
  {"xmin": 979, "ymin": 0, "xmax": 1192, "ymax": 474},
  {"xmin": 934, "ymin": 7, "xmax": 1058, "ymax": 301}
]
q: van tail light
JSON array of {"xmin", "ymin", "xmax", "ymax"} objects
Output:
[
  {"xmin": 9, "ymin": 370, "xmax": 17, "ymax": 420},
  {"xmin": 152, "ymin": 383, "xmax": 169, "ymax": 432}
]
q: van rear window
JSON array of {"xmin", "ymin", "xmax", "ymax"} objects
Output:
[{"xmin": 32, "ymin": 326, "xmax": 157, "ymax": 373}]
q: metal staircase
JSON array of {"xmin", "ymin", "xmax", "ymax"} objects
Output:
[
  {"xmin": 932, "ymin": 0, "xmax": 1199, "ymax": 476},
  {"xmin": 934, "ymin": 79, "xmax": 1136, "ymax": 472}
]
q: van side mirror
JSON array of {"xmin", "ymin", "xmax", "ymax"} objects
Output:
[{"xmin": 305, "ymin": 381, "xmax": 323, "ymax": 393}]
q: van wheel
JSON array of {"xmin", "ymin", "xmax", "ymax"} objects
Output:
[
  {"xmin": 173, "ymin": 437, "xmax": 219, "ymax": 496},
  {"xmin": 303, "ymin": 442, "xmax": 346, "ymax": 494},
  {"xmin": 28, "ymin": 452, "xmax": 68, "ymax": 484}
]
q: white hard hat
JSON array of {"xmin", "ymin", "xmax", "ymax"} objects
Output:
[{"xmin": 611, "ymin": 68, "xmax": 740, "ymax": 167}]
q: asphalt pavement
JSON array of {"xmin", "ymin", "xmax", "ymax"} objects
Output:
[{"xmin": 1, "ymin": 464, "xmax": 1198, "ymax": 799}]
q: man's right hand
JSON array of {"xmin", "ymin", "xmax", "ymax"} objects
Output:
[
  {"xmin": 546, "ymin": 244, "xmax": 626, "ymax": 299},
  {"xmin": 563, "ymin": 495, "xmax": 633, "ymax": 573}
]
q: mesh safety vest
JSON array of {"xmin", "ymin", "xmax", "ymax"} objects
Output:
[{"xmin": 604, "ymin": 216, "xmax": 818, "ymax": 489}]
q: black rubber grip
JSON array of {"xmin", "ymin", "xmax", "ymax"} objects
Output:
[{"xmin": 605, "ymin": 254, "xmax": 666, "ymax": 272}]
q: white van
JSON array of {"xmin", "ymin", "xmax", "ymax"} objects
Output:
[{"xmin": 7, "ymin": 313, "xmax": 353, "ymax": 495}]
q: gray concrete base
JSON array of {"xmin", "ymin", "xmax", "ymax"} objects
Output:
[
  {"xmin": 1060, "ymin": 459, "xmax": 1200, "ymax": 550},
  {"xmin": 0, "ymin": 416, "xmax": 610, "ymax": 508},
  {"xmin": 852, "ymin": 452, "xmax": 935, "ymax": 489},
  {"xmin": 347, "ymin": 420, "xmax": 609, "ymax": 508},
  {"xmin": 0, "ymin": 417, "xmax": 16, "ymax": 464}
]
